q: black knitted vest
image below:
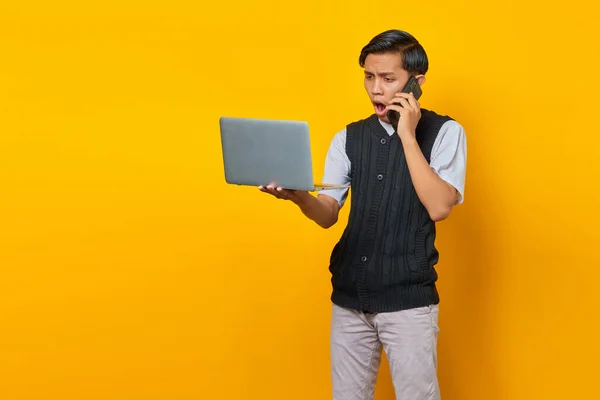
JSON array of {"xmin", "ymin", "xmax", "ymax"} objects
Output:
[{"xmin": 329, "ymin": 109, "xmax": 453, "ymax": 313}]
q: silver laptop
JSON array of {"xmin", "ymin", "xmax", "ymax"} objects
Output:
[{"xmin": 219, "ymin": 116, "xmax": 349, "ymax": 191}]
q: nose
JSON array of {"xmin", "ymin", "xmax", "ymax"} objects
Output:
[{"xmin": 371, "ymin": 78, "xmax": 383, "ymax": 96}]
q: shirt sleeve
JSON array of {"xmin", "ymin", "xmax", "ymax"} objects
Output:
[
  {"xmin": 429, "ymin": 120, "xmax": 467, "ymax": 205},
  {"xmin": 319, "ymin": 128, "xmax": 351, "ymax": 207}
]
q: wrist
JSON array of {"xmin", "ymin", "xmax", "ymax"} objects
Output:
[
  {"xmin": 293, "ymin": 191, "xmax": 313, "ymax": 207},
  {"xmin": 399, "ymin": 132, "xmax": 417, "ymax": 146}
]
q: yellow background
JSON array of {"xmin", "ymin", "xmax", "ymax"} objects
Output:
[{"xmin": 1, "ymin": 1, "xmax": 599, "ymax": 399}]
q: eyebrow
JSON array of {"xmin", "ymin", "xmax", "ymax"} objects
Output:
[{"xmin": 364, "ymin": 71, "xmax": 395, "ymax": 77}]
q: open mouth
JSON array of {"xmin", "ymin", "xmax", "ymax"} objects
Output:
[{"xmin": 373, "ymin": 101, "xmax": 386, "ymax": 115}]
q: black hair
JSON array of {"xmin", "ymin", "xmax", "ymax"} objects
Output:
[{"xmin": 359, "ymin": 30, "xmax": 429, "ymax": 75}]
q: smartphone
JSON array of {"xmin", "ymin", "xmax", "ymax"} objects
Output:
[{"xmin": 387, "ymin": 75, "xmax": 423, "ymax": 129}]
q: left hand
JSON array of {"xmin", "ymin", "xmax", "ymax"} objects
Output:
[
  {"xmin": 385, "ymin": 92, "xmax": 421, "ymax": 141},
  {"xmin": 259, "ymin": 184, "xmax": 310, "ymax": 206}
]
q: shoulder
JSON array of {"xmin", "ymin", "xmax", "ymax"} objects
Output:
[
  {"xmin": 439, "ymin": 119, "xmax": 465, "ymax": 136},
  {"xmin": 420, "ymin": 109, "xmax": 466, "ymax": 137},
  {"xmin": 427, "ymin": 114, "xmax": 467, "ymax": 204},
  {"xmin": 421, "ymin": 108, "xmax": 455, "ymax": 123},
  {"xmin": 327, "ymin": 126, "xmax": 347, "ymax": 149},
  {"xmin": 430, "ymin": 117, "xmax": 467, "ymax": 161},
  {"xmin": 437, "ymin": 119, "xmax": 466, "ymax": 146}
]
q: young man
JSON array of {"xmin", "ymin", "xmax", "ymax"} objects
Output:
[{"xmin": 260, "ymin": 29, "xmax": 466, "ymax": 400}]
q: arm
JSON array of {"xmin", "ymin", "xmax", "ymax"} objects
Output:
[
  {"xmin": 259, "ymin": 128, "xmax": 350, "ymax": 228},
  {"xmin": 387, "ymin": 92, "xmax": 466, "ymax": 222},
  {"xmin": 295, "ymin": 191, "xmax": 340, "ymax": 229},
  {"xmin": 401, "ymin": 139, "xmax": 459, "ymax": 221},
  {"xmin": 258, "ymin": 187, "xmax": 340, "ymax": 228}
]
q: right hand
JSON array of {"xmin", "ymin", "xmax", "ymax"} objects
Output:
[{"xmin": 259, "ymin": 184, "xmax": 310, "ymax": 205}]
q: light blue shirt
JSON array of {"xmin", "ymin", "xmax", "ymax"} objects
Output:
[{"xmin": 320, "ymin": 118, "xmax": 467, "ymax": 207}]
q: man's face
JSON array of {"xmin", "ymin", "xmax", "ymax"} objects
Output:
[{"xmin": 363, "ymin": 52, "xmax": 412, "ymax": 123}]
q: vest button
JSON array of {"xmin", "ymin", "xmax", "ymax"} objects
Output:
[
  {"xmin": 380, "ymin": 138, "xmax": 387, "ymax": 145},
  {"xmin": 377, "ymin": 174, "xmax": 384, "ymax": 181},
  {"xmin": 361, "ymin": 256, "xmax": 368, "ymax": 262}
]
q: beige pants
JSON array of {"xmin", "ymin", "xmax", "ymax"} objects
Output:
[{"xmin": 330, "ymin": 303, "xmax": 440, "ymax": 400}]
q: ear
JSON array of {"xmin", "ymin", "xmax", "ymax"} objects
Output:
[{"xmin": 415, "ymin": 74, "xmax": 426, "ymax": 86}]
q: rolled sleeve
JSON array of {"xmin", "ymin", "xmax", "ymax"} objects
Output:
[
  {"xmin": 429, "ymin": 120, "xmax": 467, "ymax": 204},
  {"xmin": 319, "ymin": 128, "xmax": 351, "ymax": 207}
]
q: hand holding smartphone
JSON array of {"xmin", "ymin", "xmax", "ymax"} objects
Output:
[{"xmin": 387, "ymin": 76, "xmax": 423, "ymax": 129}]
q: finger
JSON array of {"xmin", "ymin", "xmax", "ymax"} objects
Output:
[
  {"xmin": 279, "ymin": 188, "xmax": 297, "ymax": 201},
  {"xmin": 264, "ymin": 185, "xmax": 282, "ymax": 198},
  {"xmin": 276, "ymin": 187, "xmax": 288, "ymax": 199},
  {"xmin": 385, "ymin": 102, "xmax": 409, "ymax": 116},
  {"xmin": 390, "ymin": 93, "xmax": 408, "ymax": 102},
  {"xmin": 260, "ymin": 185, "xmax": 274, "ymax": 195},
  {"xmin": 406, "ymin": 92, "xmax": 420, "ymax": 110},
  {"xmin": 394, "ymin": 92, "xmax": 419, "ymax": 109},
  {"xmin": 389, "ymin": 97, "xmax": 411, "ymax": 109},
  {"xmin": 385, "ymin": 104, "xmax": 405, "ymax": 114},
  {"xmin": 279, "ymin": 187, "xmax": 297, "ymax": 200},
  {"xmin": 399, "ymin": 97, "xmax": 411, "ymax": 109},
  {"xmin": 394, "ymin": 92, "xmax": 410, "ymax": 99}
]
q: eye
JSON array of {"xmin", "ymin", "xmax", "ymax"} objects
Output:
[{"xmin": 385, "ymin": 77, "xmax": 394, "ymax": 82}]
